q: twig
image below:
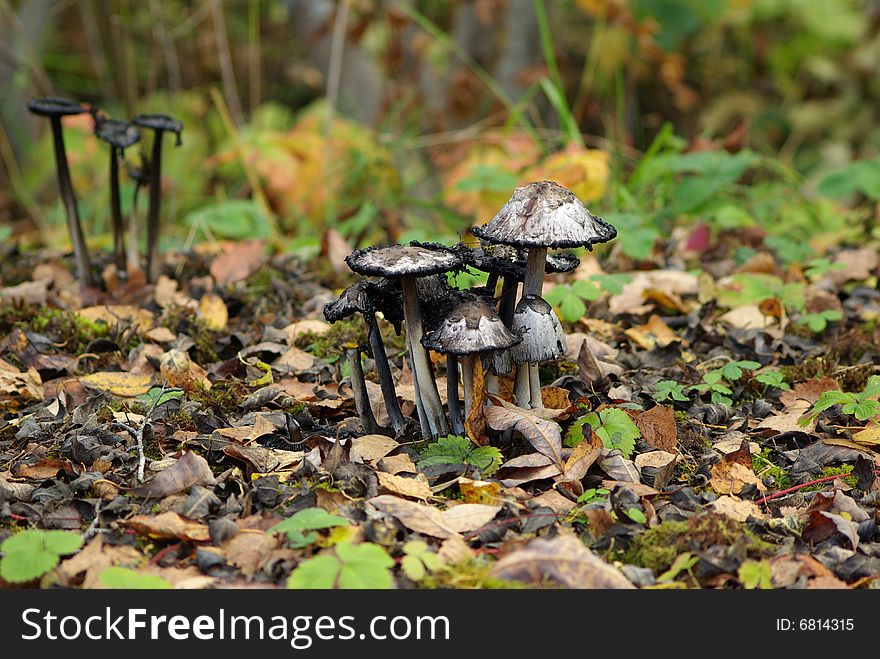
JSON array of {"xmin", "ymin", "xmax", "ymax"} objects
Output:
[
  {"xmin": 756, "ymin": 470, "xmax": 880, "ymax": 505},
  {"xmin": 83, "ymin": 501, "xmax": 103, "ymax": 539},
  {"xmin": 115, "ymin": 381, "xmax": 170, "ymax": 482}
]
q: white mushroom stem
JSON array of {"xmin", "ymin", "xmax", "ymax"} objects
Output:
[
  {"xmin": 447, "ymin": 355, "xmax": 464, "ymax": 435},
  {"xmin": 401, "ymin": 277, "xmax": 449, "ymax": 438},
  {"xmin": 519, "ymin": 247, "xmax": 547, "ymax": 408},
  {"xmin": 460, "ymin": 354, "xmax": 475, "ymax": 418},
  {"xmin": 515, "ymin": 364, "xmax": 531, "ymax": 408}
]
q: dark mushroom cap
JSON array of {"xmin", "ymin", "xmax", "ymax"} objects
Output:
[
  {"xmin": 421, "ymin": 299, "xmax": 521, "ymax": 356},
  {"xmin": 345, "ymin": 243, "xmax": 462, "ymax": 279},
  {"xmin": 509, "ymin": 294, "xmax": 566, "ymax": 364},
  {"xmin": 27, "ymin": 97, "xmax": 86, "ymax": 117},
  {"xmin": 95, "ymin": 118, "xmax": 140, "ymax": 149},
  {"xmin": 461, "ymin": 242, "xmax": 580, "ymax": 280},
  {"xmin": 132, "ymin": 113, "xmax": 184, "ymax": 134},
  {"xmin": 323, "ymin": 279, "xmax": 405, "ymax": 333},
  {"xmin": 471, "ymin": 180, "xmax": 616, "ymax": 250}
]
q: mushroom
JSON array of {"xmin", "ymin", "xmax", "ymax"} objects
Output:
[
  {"xmin": 344, "ymin": 346, "xmax": 381, "ymax": 434},
  {"xmin": 509, "ymin": 294, "xmax": 567, "ymax": 408},
  {"xmin": 93, "ymin": 116, "xmax": 140, "ymax": 274},
  {"xmin": 422, "ymin": 299, "xmax": 520, "ymax": 434},
  {"xmin": 27, "ymin": 97, "xmax": 93, "ymax": 285},
  {"xmin": 131, "ymin": 113, "xmax": 184, "ymax": 283},
  {"xmin": 345, "ymin": 243, "xmax": 463, "ymax": 438},
  {"xmin": 323, "ymin": 279, "xmax": 408, "ymax": 435},
  {"xmin": 471, "ymin": 181, "xmax": 616, "ymax": 404}
]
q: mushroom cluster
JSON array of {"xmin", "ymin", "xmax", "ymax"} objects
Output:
[
  {"xmin": 27, "ymin": 97, "xmax": 184, "ymax": 285},
  {"xmin": 324, "ymin": 180, "xmax": 617, "ymax": 441}
]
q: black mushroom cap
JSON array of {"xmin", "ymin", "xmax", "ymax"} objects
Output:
[
  {"xmin": 94, "ymin": 118, "xmax": 140, "ymax": 149},
  {"xmin": 345, "ymin": 243, "xmax": 462, "ymax": 278},
  {"xmin": 323, "ymin": 279, "xmax": 405, "ymax": 333},
  {"xmin": 460, "ymin": 242, "xmax": 580, "ymax": 279},
  {"xmin": 27, "ymin": 97, "xmax": 87, "ymax": 117},
  {"xmin": 132, "ymin": 113, "xmax": 184, "ymax": 144},
  {"xmin": 509, "ymin": 294, "xmax": 566, "ymax": 364},
  {"xmin": 421, "ymin": 299, "xmax": 521, "ymax": 356},
  {"xmin": 471, "ymin": 180, "xmax": 616, "ymax": 250}
]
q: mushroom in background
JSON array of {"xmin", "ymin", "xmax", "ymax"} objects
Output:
[
  {"xmin": 131, "ymin": 113, "xmax": 184, "ymax": 284},
  {"xmin": 93, "ymin": 115, "xmax": 140, "ymax": 275},
  {"xmin": 27, "ymin": 97, "xmax": 93, "ymax": 285}
]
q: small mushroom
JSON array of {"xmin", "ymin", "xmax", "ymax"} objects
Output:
[
  {"xmin": 27, "ymin": 97, "xmax": 93, "ymax": 285},
  {"xmin": 422, "ymin": 299, "xmax": 520, "ymax": 432},
  {"xmin": 345, "ymin": 243, "xmax": 463, "ymax": 438},
  {"xmin": 509, "ymin": 295, "xmax": 566, "ymax": 408},
  {"xmin": 131, "ymin": 113, "xmax": 184, "ymax": 283},
  {"xmin": 93, "ymin": 116, "xmax": 140, "ymax": 274},
  {"xmin": 323, "ymin": 280, "xmax": 408, "ymax": 435},
  {"xmin": 344, "ymin": 346, "xmax": 381, "ymax": 434}
]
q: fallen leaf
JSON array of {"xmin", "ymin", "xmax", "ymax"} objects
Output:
[
  {"xmin": 222, "ymin": 444, "xmax": 303, "ymax": 476},
  {"xmin": 541, "ymin": 386, "xmax": 572, "ymax": 410},
  {"xmin": 78, "ymin": 371, "xmax": 152, "ymax": 397},
  {"xmin": 458, "ymin": 478, "xmax": 503, "ymax": 504},
  {"xmin": 369, "ymin": 494, "xmax": 459, "ymax": 538},
  {"xmin": 282, "ymin": 319, "xmax": 332, "ymax": 344},
  {"xmin": 779, "ymin": 377, "xmax": 840, "ymax": 411},
  {"xmin": 441, "ymin": 503, "xmax": 502, "ymax": 533},
  {"xmin": 0, "ymin": 279, "xmax": 48, "ymax": 305},
  {"xmin": 15, "ymin": 458, "xmax": 72, "ymax": 480},
  {"xmin": 498, "ymin": 464, "xmax": 562, "ymax": 488},
  {"xmin": 198, "ymin": 293, "xmax": 228, "ymax": 331},
  {"xmin": 0, "ymin": 361, "xmax": 44, "ymax": 401},
  {"xmin": 121, "ymin": 512, "xmax": 210, "ymax": 542},
  {"xmin": 769, "ymin": 554, "xmax": 849, "ymax": 589},
  {"xmin": 719, "ymin": 305, "xmax": 774, "ymax": 330},
  {"xmin": 376, "ymin": 472, "xmax": 433, "ymax": 500},
  {"xmin": 56, "ymin": 535, "xmax": 143, "ymax": 589},
  {"xmin": 221, "ymin": 531, "xmax": 278, "ymax": 579},
  {"xmin": 710, "ymin": 495, "xmax": 766, "ymax": 522},
  {"xmin": 489, "ymin": 534, "xmax": 635, "ymax": 588},
  {"xmin": 143, "ymin": 327, "xmax": 177, "ymax": 343},
  {"xmin": 598, "ymin": 452, "xmax": 640, "ymax": 482},
  {"xmin": 210, "ymin": 239, "xmax": 266, "ymax": 285},
  {"xmin": 437, "ymin": 536, "xmax": 475, "ymax": 565},
  {"xmin": 608, "ymin": 270, "xmax": 699, "ymax": 315},
  {"xmin": 350, "ymin": 434, "xmax": 400, "ymax": 463},
  {"xmin": 577, "ymin": 338, "xmax": 623, "ymax": 385},
  {"xmin": 128, "ymin": 452, "xmax": 216, "ymax": 498},
  {"xmin": 803, "ymin": 511, "xmax": 860, "ymax": 550},
  {"xmin": 485, "ymin": 404, "xmax": 564, "ymax": 468},
  {"xmin": 272, "ymin": 346, "xmax": 315, "ymax": 373},
  {"xmin": 530, "ymin": 490, "xmax": 577, "ymax": 514},
  {"xmin": 464, "ymin": 359, "xmax": 488, "ymax": 445},
  {"xmin": 710, "ymin": 461, "xmax": 766, "ymax": 495},
  {"xmin": 159, "ymin": 348, "xmax": 211, "ymax": 391},
  {"xmin": 321, "ymin": 229, "xmax": 354, "ymax": 274},
  {"xmin": 560, "ymin": 432, "xmax": 603, "ymax": 483},
  {"xmin": 630, "ymin": 404, "xmax": 677, "ymax": 453},
  {"xmin": 153, "ymin": 276, "xmax": 195, "ymax": 309},
  {"xmin": 377, "ymin": 453, "xmax": 417, "ymax": 475},
  {"xmin": 624, "ymin": 315, "xmax": 682, "ymax": 349}
]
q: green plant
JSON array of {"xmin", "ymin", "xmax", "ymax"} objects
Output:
[
  {"xmin": 565, "ymin": 408, "xmax": 641, "ymax": 458},
  {"xmin": 545, "ymin": 274, "xmax": 632, "ymax": 323},
  {"xmin": 690, "ymin": 360, "xmax": 761, "ymax": 405},
  {"xmin": 800, "ymin": 376, "xmax": 880, "ymax": 424},
  {"xmin": 287, "ymin": 542, "xmax": 394, "ymax": 589},
  {"xmin": 0, "ymin": 530, "xmax": 83, "ymax": 583},
  {"xmin": 269, "ymin": 508, "xmax": 350, "ymax": 549},
  {"xmin": 795, "ymin": 310, "xmax": 843, "ymax": 333},
  {"xmin": 652, "ymin": 379, "xmax": 689, "ymax": 402},
  {"xmin": 99, "ymin": 567, "xmax": 173, "ymax": 589},
  {"xmin": 576, "ymin": 487, "xmax": 610, "ymax": 505},
  {"xmin": 738, "ymin": 560, "xmax": 773, "ymax": 589},
  {"xmin": 754, "ymin": 370, "xmax": 790, "ymax": 391},
  {"xmin": 803, "ymin": 258, "xmax": 847, "ymax": 281},
  {"xmin": 400, "ymin": 540, "xmax": 444, "ymax": 581},
  {"xmin": 417, "ymin": 435, "xmax": 503, "ymax": 476},
  {"xmin": 656, "ymin": 552, "xmax": 698, "ymax": 583}
]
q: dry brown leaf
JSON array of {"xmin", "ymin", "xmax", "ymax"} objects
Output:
[
  {"xmin": 824, "ymin": 247, "xmax": 879, "ymax": 287},
  {"xmin": 210, "ymin": 239, "xmax": 266, "ymax": 285},
  {"xmin": 441, "ymin": 503, "xmax": 502, "ymax": 533},
  {"xmin": 0, "ymin": 471, "xmax": 36, "ymax": 501},
  {"xmin": 485, "ymin": 404, "xmax": 564, "ymax": 468},
  {"xmin": 153, "ymin": 275, "xmax": 195, "ymax": 309},
  {"xmin": 624, "ymin": 314, "xmax": 682, "ymax": 349},
  {"xmin": 377, "ymin": 453, "xmax": 417, "ymax": 475},
  {"xmin": 128, "ymin": 451, "xmax": 216, "ymax": 498},
  {"xmin": 143, "ymin": 326, "xmax": 177, "ymax": 343},
  {"xmin": 530, "ymin": 489, "xmax": 577, "ymax": 514},
  {"xmin": 709, "ymin": 495, "xmax": 766, "ymax": 522},
  {"xmin": 631, "ymin": 404, "xmax": 677, "ymax": 453},
  {"xmin": 221, "ymin": 530, "xmax": 278, "ymax": 579},
  {"xmin": 458, "ymin": 478, "xmax": 503, "ymax": 504},
  {"xmin": 57, "ymin": 535, "xmax": 143, "ymax": 589},
  {"xmin": 540, "ymin": 386, "xmax": 572, "ymax": 410},
  {"xmin": 608, "ymin": 270, "xmax": 699, "ymax": 315},
  {"xmin": 121, "ymin": 512, "xmax": 210, "ymax": 542},
  {"xmin": 498, "ymin": 464, "xmax": 562, "ymax": 488},
  {"xmin": 719, "ymin": 305, "xmax": 775, "ymax": 330},
  {"xmin": 757, "ymin": 412, "xmax": 816, "ymax": 434},
  {"xmin": 321, "ymin": 228, "xmax": 354, "ymax": 273},
  {"xmin": 272, "ymin": 346, "xmax": 315, "ymax": 373},
  {"xmin": 15, "ymin": 458, "xmax": 72, "ymax": 480},
  {"xmin": 282, "ymin": 319, "xmax": 332, "ymax": 344},
  {"xmin": 489, "ymin": 534, "xmax": 635, "ymax": 589},
  {"xmin": 437, "ymin": 535, "xmax": 475, "ymax": 565},
  {"xmin": 0, "ymin": 279, "xmax": 48, "ymax": 305},
  {"xmin": 159, "ymin": 348, "xmax": 211, "ymax": 391},
  {"xmin": 710, "ymin": 461, "xmax": 766, "ymax": 495},
  {"xmin": 577, "ymin": 338, "xmax": 623, "ymax": 384},
  {"xmin": 376, "ymin": 471, "xmax": 433, "ymax": 500},
  {"xmin": 222, "ymin": 444, "xmax": 303, "ymax": 476},
  {"xmin": 78, "ymin": 371, "xmax": 151, "ymax": 397},
  {"xmin": 780, "ymin": 377, "xmax": 840, "ymax": 411},
  {"xmin": 77, "ymin": 305, "xmax": 156, "ymax": 334},
  {"xmin": 198, "ymin": 293, "xmax": 228, "ymax": 331},
  {"xmin": 561, "ymin": 432, "xmax": 603, "ymax": 483},
  {"xmin": 369, "ymin": 494, "xmax": 460, "ymax": 538},
  {"xmin": 0, "ymin": 360, "xmax": 44, "ymax": 401},
  {"xmin": 769, "ymin": 554, "xmax": 849, "ymax": 589},
  {"xmin": 350, "ymin": 434, "xmax": 400, "ymax": 463}
]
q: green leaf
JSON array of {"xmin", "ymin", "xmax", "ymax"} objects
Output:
[
  {"xmin": 844, "ymin": 400, "xmax": 880, "ymax": 421},
  {"xmin": 184, "ymin": 200, "xmax": 269, "ymax": 240},
  {"xmin": 861, "ymin": 376, "xmax": 880, "ymax": 399},
  {"xmin": 754, "ymin": 370, "xmax": 790, "ymax": 390},
  {"xmin": 590, "ymin": 274, "xmax": 632, "ymax": 295},
  {"xmin": 417, "ymin": 435, "xmax": 503, "ymax": 476},
  {"xmin": 0, "ymin": 530, "xmax": 83, "ymax": 583},
  {"xmin": 576, "ymin": 487, "xmax": 610, "ymax": 504},
  {"xmin": 571, "ymin": 279, "xmax": 602, "ymax": 301},
  {"xmin": 454, "ymin": 164, "xmax": 519, "ymax": 193},
  {"xmin": 657, "ymin": 552, "xmax": 698, "ymax": 582},
  {"xmin": 738, "ymin": 560, "xmax": 773, "ymax": 589},
  {"xmin": 625, "ymin": 508, "xmax": 647, "ymax": 524},
  {"xmin": 602, "ymin": 213, "xmax": 660, "ymax": 261},
  {"xmin": 721, "ymin": 360, "xmax": 761, "ymax": 381},
  {"xmin": 583, "ymin": 409, "xmax": 641, "ymax": 459},
  {"xmin": 652, "ymin": 380, "xmax": 689, "ymax": 402},
  {"xmin": 401, "ymin": 540, "xmax": 442, "ymax": 581},
  {"xmin": 269, "ymin": 508, "xmax": 350, "ymax": 548},
  {"xmin": 559, "ymin": 294, "xmax": 587, "ymax": 323},
  {"xmin": 287, "ymin": 542, "xmax": 394, "ymax": 589},
  {"xmin": 99, "ymin": 567, "xmax": 173, "ymax": 589}
]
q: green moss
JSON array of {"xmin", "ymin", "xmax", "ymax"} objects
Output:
[
  {"xmin": 752, "ymin": 449, "xmax": 791, "ymax": 489},
  {"xmin": 804, "ymin": 464, "xmax": 857, "ymax": 490},
  {"xmin": 297, "ymin": 317, "xmax": 364, "ymax": 359},
  {"xmin": 779, "ymin": 356, "xmax": 830, "ymax": 384},
  {"xmin": 617, "ymin": 513, "xmax": 777, "ymax": 575},
  {"xmin": 160, "ymin": 306, "xmax": 220, "ymax": 363},
  {"xmin": 0, "ymin": 304, "xmax": 110, "ymax": 354},
  {"xmin": 189, "ymin": 380, "xmax": 250, "ymax": 416},
  {"xmin": 419, "ymin": 558, "xmax": 526, "ymax": 589}
]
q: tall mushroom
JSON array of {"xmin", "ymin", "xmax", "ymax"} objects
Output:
[
  {"xmin": 345, "ymin": 244, "xmax": 462, "ymax": 438},
  {"xmin": 94, "ymin": 116, "xmax": 140, "ymax": 274},
  {"xmin": 323, "ymin": 280, "xmax": 408, "ymax": 435},
  {"xmin": 422, "ymin": 299, "xmax": 520, "ymax": 432},
  {"xmin": 509, "ymin": 295, "xmax": 566, "ymax": 407},
  {"xmin": 131, "ymin": 113, "xmax": 183, "ymax": 283},
  {"xmin": 471, "ymin": 181, "xmax": 616, "ymax": 405},
  {"xmin": 27, "ymin": 97, "xmax": 93, "ymax": 285}
]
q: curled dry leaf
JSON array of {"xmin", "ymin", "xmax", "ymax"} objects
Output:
[
  {"xmin": 484, "ymin": 404, "xmax": 564, "ymax": 468},
  {"xmin": 440, "ymin": 503, "xmax": 502, "ymax": 533},
  {"xmin": 630, "ymin": 404, "xmax": 677, "ymax": 453},
  {"xmin": 709, "ymin": 495, "xmax": 766, "ymax": 522},
  {"xmin": 489, "ymin": 534, "xmax": 635, "ymax": 589},
  {"xmin": 120, "ymin": 512, "xmax": 210, "ymax": 542},
  {"xmin": 369, "ymin": 494, "xmax": 460, "ymax": 539},
  {"xmin": 78, "ymin": 371, "xmax": 152, "ymax": 397},
  {"xmin": 56, "ymin": 535, "xmax": 143, "ymax": 589},
  {"xmin": 350, "ymin": 434, "xmax": 400, "ymax": 464},
  {"xmin": 0, "ymin": 360, "xmax": 44, "ymax": 401},
  {"xmin": 210, "ymin": 239, "xmax": 267, "ymax": 285},
  {"xmin": 128, "ymin": 451, "xmax": 216, "ymax": 498},
  {"xmin": 376, "ymin": 471, "xmax": 433, "ymax": 500}
]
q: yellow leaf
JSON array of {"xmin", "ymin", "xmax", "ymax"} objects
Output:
[
  {"xmin": 79, "ymin": 372, "xmax": 152, "ymax": 397},
  {"xmin": 198, "ymin": 293, "xmax": 228, "ymax": 331}
]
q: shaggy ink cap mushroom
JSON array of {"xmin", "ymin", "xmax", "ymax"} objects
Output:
[
  {"xmin": 471, "ymin": 180, "xmax": 616, "ymax": 251},
  {"xmin": 94, "ymin": 117, "xmax": 141, "ymax": 273},
  {"xmin": 509, "ymin": 294, "xmax": 566, "ymax": 364},
  {"xmin": 462, "ymin": 242, "xmax": 581, "ymax": 279},
  {"xmin": 132, "ymin": 113, "xmax": 184, "ymax": 283},
  {"xmin": 345, "ymin": 243, "xmax": 463, "ymax": 439},
  {"xmin": 27, "ymin": 97, "xmax": 93, "ymax": 285},
  {"xmin": 421, "ymin": 299, "xmax": 521, "ymax": 356}
]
